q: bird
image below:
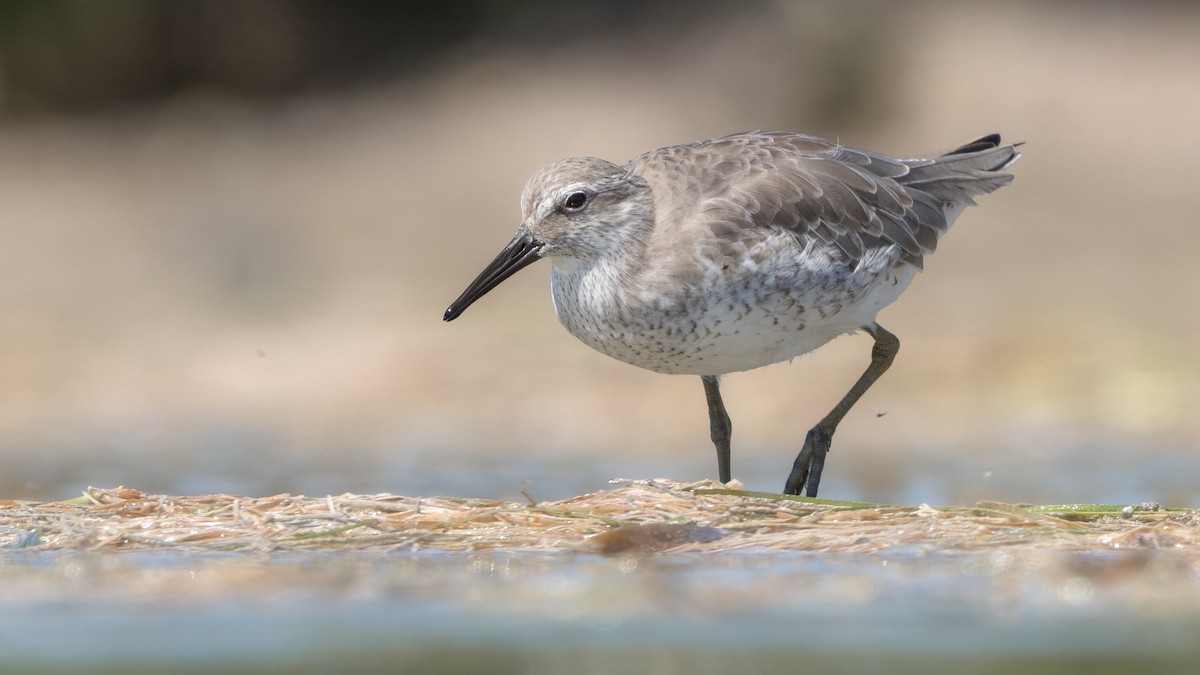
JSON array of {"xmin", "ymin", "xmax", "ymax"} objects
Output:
[{"xmin": 443, "ymin": 130, "xmax": 1020, "ymax": 497}]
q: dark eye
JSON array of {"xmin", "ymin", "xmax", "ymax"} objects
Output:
[{"xmin": 563, "ymin": 191, "xmax": 588, "ymax": 210}]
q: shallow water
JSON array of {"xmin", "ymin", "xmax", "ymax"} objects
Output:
[
  {"xmin": 9, "ymin": 438, "xmax": 1197, "ymax": 509},
  {"xmin": 6, "ymin": 435, "xmax": 1197, "ymax": 673},
  {"xmin": 3, "ymin": 548, "xmax": 1199, "ymax": 673},
  {"xmin": 3, "ymin": 426, "xmax": 1198, "ymax": 674}
]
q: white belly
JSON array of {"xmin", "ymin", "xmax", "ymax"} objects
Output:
[{"xmin": 549, "ymin": 245, "xmax": 917, "ymax": 376}]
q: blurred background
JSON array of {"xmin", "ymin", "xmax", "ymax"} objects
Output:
[{"xmin": 2, "ymin": 0, "xmax": 1198, "ymax": 505}]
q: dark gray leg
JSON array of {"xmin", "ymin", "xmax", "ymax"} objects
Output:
[
  {"xmin": 784, "ymin": 323, "xmax": 899, "ymax": 497},
  {"xmin": 701, "ymin": 375, "xmax": 733, "ymax": 483}
]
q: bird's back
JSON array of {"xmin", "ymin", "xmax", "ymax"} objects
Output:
[{"xmin": 628, "ymin": 131, "xmax": 1018, "ymax": 271}]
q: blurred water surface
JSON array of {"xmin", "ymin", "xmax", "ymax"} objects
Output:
[{"xmin": 3, "ymin": 548, "xmax": 1200, "ymax": 673}]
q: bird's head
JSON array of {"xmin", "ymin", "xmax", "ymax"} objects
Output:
[{"xmin": 444, "ymin": 156, "xmax": 652, "ymax": 321}]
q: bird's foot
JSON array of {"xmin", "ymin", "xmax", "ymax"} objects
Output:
[{"xmin": 783, "ymin": 426, "xmax": 832, "ymax": 497}]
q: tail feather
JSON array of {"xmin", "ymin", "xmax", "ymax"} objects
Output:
[
  {"xmin": 944, "ymin": 133, "xmax": 1001, "ymax": 156},
  {"xmin": 899, "ymin": 133, "xmax": 1021, "ymax": 203}
]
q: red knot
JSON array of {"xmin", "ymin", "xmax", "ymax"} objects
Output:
[{"xmin": 445, "ymin": 131, "xmax": 1020, "ymax": 496}]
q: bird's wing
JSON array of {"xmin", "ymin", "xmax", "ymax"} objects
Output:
[{"xmin": 634, "ymin": 131, "xmax": 1016, "ymax": 270}]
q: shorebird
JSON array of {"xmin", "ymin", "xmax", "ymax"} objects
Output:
[{"xmin": 444, "ymin": 131, "xmax": 1020, "ymax": 496}]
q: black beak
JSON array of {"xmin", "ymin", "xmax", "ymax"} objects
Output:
[{"xmin": 444, "ymin": 229, "xmax": 545, "ymax": 321}]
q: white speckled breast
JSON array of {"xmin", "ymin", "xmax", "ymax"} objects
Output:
[{"xmin": 549, "ymin": 237, "xmax": 918, "ymax": 376}]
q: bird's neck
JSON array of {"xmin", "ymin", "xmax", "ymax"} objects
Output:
[{"xmin": 548, "ymin": 251, "xmax": 646, "ymax": 333}]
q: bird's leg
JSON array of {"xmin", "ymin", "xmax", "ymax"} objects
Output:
[
  {"xmin": 701, "ymin": 375, "xmax": 733, "ymax": 483},
  {"xmin": 784, "ymin": 323, "xmax": 899, "ymax": 497}
]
